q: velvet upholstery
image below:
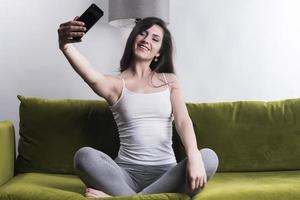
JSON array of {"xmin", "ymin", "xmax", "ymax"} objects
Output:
[
  {"xmin": 1, "ymin": 171, "xmax": 299, "ymax": 200},
  {"xmin": 0, "ymin": 121, "xmax": 15, "ymax": 186},
  {"xmin": 185, "ymin": 99, "xmax": 300, "ymax": 172},
  {"xmin": 15, "ymin": 95, "xmax": 120, "ymax": 174},
  {"xmin": 0, "ymin": 95, "xmax": 299, "ymax": 200},
  {"xmin": 15, "ymin": 95, "xmax": 183, "ymax": 174},
  {"xmin": 193, "ymin": 170, "xmax": 300, "ymax": 200},
  {"xmin": 0, "ymin": 173, "xmax": 190, "ymax": 200}
]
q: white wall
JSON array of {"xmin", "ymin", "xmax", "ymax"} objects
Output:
[
  {"xmin": 170, "ymin": 0, "xmax": 300, "ymax": 102},
  {"xmin": 1, "ymin": 0, "xmax": 300, "ymax": 151}
]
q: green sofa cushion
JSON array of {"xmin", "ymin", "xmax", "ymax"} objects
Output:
[
  {"xmin": 0, "ymin": 121, "xmax": 15, "ymax": 186},
  {"xmin": 1, "ymin": 171, "xmax": 299, "ymax": 200},
  {"xmin": 16, "ymin": 95, "xmax": 300, "ymax": 174},
  {"xmin": 192, "ymin": 170, "xmax": 300, "ymax": 200},
  {"xmin": 0, "ymin": 173, "xmax": 190, "ymax": 200},
  {"xmin": 16, "ymin": 95, "xmax": 120, "ymax": 174},
  {"xmin": 186, "ymin": 98, "xmax": 300, "ymax": 172},
  {"xmin": 16, "ymin": 95, "xmax": 183, "ymax": 175}
]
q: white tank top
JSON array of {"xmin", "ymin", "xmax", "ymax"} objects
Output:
[{"xmin": 108, "ymin": 73, "xmax": 177, "ymax": 165}]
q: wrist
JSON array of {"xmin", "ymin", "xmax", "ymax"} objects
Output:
[
  {"xmin": 187, "ymin": 149, "xmax": 200, "ymax": 159},
  {"xmin": 60, "ymin": 44, "xmax": 73, "ymax": 52}
]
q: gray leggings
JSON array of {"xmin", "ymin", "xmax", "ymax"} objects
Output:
[{"xmin": 73, "ymin": 147, "xmax": 219, "ymax": 197}]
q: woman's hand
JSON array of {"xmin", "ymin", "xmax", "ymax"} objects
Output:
[
  {"xmin": 57, "ymin": 16, "xmax": 86, "ymax": 51},
  {"xmin": 186, "ymin": 153, "xmax": 207, "ymax": 192}
]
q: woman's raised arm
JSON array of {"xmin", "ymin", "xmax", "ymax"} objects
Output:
[{"xmin": 57, "ymin": 17, "xmax": 115, "ymax": 101}]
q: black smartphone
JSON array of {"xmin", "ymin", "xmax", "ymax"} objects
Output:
[{"xmin": 74, "ymin": 3, "xmax": 104, "ymax": 40}]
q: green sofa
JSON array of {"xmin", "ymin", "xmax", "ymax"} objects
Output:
[{"xmin": 0, "ymin": 95, "xmax": 299, "ymax": 200}]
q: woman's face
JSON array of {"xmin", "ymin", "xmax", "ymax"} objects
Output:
[{"xmin": 132, "ymin": 24, "xmax": 164, "ymax": 62}]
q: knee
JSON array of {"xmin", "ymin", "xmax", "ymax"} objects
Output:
[
  {"xmin": 199, "ymin": 148, "xmax": 219, "ymax": 177},
  {"xmin": 73, "ymin": 146, "xmax": 96, "ymax": 171}
]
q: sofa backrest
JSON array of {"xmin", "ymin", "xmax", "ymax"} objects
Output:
[
  {"xmin": 16, "ymin": 96, "xmax": 120, "ymax": 174},
  {"xmin": 185, "ymin": 98, "xmax": 300, "ymax": 172},
  {"xmin": 16, "ymin": 95, "xmax": 300, "ymax": 174}
]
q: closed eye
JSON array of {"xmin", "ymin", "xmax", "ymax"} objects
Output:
[
  {"xmin": 153, "ymin": 34, "xmax": 161, "ymax": 42},
  {"xmin": 139, "ymin": 31, "xmax": 147, "ymax": 36}
]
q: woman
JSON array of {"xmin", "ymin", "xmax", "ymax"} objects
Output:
[{"xmin": 57, "ymin": 16, "xmax": 219, "ymax": 198}]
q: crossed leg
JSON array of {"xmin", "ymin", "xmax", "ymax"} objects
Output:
[
  {"xmin": 141, "ymin": 148, "xmax": 219, "ymax": 196},
  {"xmin": 73, "ymin": 147, "xmax": 138, "ymax": 197},
  {"xmin": 73, "ymin": 147, "xmax": 219, "ymax": 197}
]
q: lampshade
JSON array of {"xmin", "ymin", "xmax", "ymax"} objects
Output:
[{"xmin": 109, "ymin": 0, "xmax": 170, "ymax": 28}]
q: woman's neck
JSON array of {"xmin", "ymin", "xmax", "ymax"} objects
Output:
[{"xmin": 128, "ymin": 60, "xmax": 154, "ymax": 79}]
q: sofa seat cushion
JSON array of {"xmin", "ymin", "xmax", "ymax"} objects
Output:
[
  {"xmin": 193, "ymin": 170, "xmax": 300, "ymax": 200},
  {"xmin": 0, "ymin": 173, "xmax": 190, "ymax": 200}
]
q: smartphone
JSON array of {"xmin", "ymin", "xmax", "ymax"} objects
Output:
[{"xmin": 74, "ymin": 3, "xmax": 104, "ymax": 40}]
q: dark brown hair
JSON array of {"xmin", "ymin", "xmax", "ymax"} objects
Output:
[{"xmin": 119, "ymin": 17, "xmax": 176, "ymax": 74}]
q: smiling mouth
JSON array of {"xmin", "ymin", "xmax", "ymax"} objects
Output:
[{"xmin": 137, "ymin": 43, "xmax": 150, "ymax": 51}]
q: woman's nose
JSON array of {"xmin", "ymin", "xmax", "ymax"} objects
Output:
[{"xmin": 142, "ymin": 36, "xmax": 151, "ymax": 43}]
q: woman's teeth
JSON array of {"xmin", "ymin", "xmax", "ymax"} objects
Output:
[{"xmin": 138, "ymin": 44, "xmax": 149, "ymax": 51}]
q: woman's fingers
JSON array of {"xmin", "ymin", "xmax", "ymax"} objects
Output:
[
  {"xmin": 188, "ymin": 175, "xmax": 197, "ymax": 191},
  {"xmin": 60, "ymin": 18, "xmax": 84, "ymax": 27},
  {"xmin": 189, "ymin": 175, "xmax": 208, "ymax": 191},
  {"xmin": 58, "ymin": 28, "xmax": 85, "ymax": 37},
  {"xmin": 200, "ymin": 175, "xmax": 207, "ymax": 188},
  {"xmin": 57, "ymin": 24, "xmax": 86, "ymax": 44},
  {"xmin": 63, "ymin": 24, "xmax": 86, "ymax": 31},
  {"xmin": 203, "ymin": 175, "xmax": 208, "ymax": 187},
  {"xmin": 57, "ymin": 17, "xmax": 85, "ymax": 50},
  {"xmin": 200, "ymin": 177, "xmax": 204, "ymax": 188},
  {"xmin": 191, "ymin": 178, "xmax": 196, "ymax": 191},
  {"xmin": 195, "ymin": 177, "xmax": 200, "ymax": 189},
  {"xmin": 57, "ymin": 18, "xmax": 86, "ymax": 39},
  {"xmin": 69, "ymin": 38, "xmax": 82, "ymax": 43},
  {"xmin": 58, "ymin": 25, "xmax": 86, "ymax": 35}
]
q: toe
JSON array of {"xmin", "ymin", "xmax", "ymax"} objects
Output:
[{"xmin": 85, "ymin": 192, "xmax": 97, "ymax": 198}]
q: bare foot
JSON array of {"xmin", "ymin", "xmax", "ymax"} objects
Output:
[{"xmin": 85, "ymin": 188, "xmax": 112, "ymax": 198}]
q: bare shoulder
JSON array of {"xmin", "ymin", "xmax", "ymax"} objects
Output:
[
  {"xmin": 163, "ymin": 73, "xmax": 180, "ymax": 91},
  {"xmin": 164, "ymin": 73, "xmax": 178, "ymax": 82},
  {"xmin": 105, "ymin": 74, "xmax": 122, "ymax": 82}
]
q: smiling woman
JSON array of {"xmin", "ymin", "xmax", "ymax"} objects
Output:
[
  {"xmin": 134, "ymin": 27, "xmax": 162, "ymax": 60},
  {"xmin": 57, "ymin": 16, "xmax": 219, "ymax": 198},
  {"xmin": 119, "ymin": 17, "xmax": 175, "ymax": 74}
]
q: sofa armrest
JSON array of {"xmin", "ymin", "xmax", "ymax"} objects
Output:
[{"xmin": 0, "ymin": 120, "xmax": 16, "ymax": 186}]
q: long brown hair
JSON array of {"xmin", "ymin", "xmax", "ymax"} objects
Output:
[{"xmin": 119, "ymin": 17, "xmax": 176, "ymax": 75}]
